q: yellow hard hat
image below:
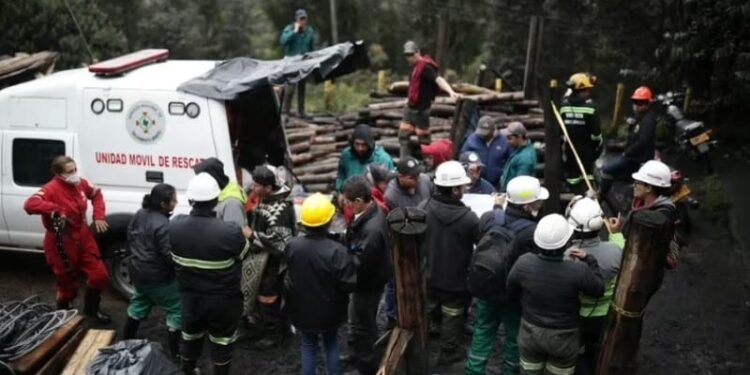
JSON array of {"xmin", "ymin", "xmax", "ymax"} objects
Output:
[
  {"xmin": 567, "ymin": 73, "xmax": 595, "ymax": 90},
  {"xmin": 300, "ymin": 193, "xmax": 336, "ymax": 227}
]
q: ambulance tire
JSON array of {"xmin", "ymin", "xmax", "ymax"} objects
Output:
[{"xmin": 106, "ymin": 240, "xmax": 135, "ymax": 300}]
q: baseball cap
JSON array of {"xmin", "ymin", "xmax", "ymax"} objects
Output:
[
  {"xmin": 403, "ymin": 41, "xmax": 419, "ymax": 55},
  {"xmin": 369, "ymin": 164, "xmax": 396, "ymax": 184},
  {"xmin": 501, "ymin": 121, "xmax": 527, "ymax": 137},
  {"xmin": 252, "ymin": 165, "xmax": 278, "ymax": 187},
  {"xmin": 295, "ymin": 8, "xmax": 308, "ymax": 19},
  {"xmin": 396, "ymin": 156, "xmax": 422, "ymax": 177},
  {"xmin": 459, "ymin": 151, "xmax": 485, "ymax": 167},
  {"xmin": 475, "ymin": 116, "xmax": 496, "ymax": 137}
]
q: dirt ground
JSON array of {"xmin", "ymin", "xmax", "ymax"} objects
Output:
[{"xmin": 1, "ymin": 149, "xmax": 749, "ymax": 375}]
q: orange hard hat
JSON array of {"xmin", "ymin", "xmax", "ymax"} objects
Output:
[{"xmin": 631, "ymin": 86, "xmax": 653, "ymax": 101}]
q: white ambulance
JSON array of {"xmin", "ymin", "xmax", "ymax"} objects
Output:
[{"xmin": 0, "ymin": 49, "xmax": 296, "ymax": 297}]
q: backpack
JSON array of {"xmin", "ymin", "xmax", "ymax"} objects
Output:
[{"xmin": 468, "ymin": 209, "xmax": 534, "ymax": 304}]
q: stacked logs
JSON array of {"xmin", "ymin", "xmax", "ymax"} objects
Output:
[{"xmin": 287, "ymin": 82, "xmax": 546, "ymax": 193}]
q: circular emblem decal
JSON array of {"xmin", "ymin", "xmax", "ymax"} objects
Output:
[{"xmin": 126, "ymin": 100, "xmax": 166, "ymax": 144}]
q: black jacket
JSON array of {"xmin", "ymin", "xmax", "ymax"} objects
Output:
[
  {"xmin": 127, "ymin": 208, "xmax": 174, "ymax": 287},
  {"xmin": 345, "ymin": 203, "xmax": 392, "ymax": 292},
  {"xmin": 168, "ymin": 207, "xmax": 249, "ymax": 296},
  {"xmin": 561, "ymin": 95, "xmax": 601, "ymax": 173},
  {"xmin": 285, "ymin": 232, "xmax": 358, "ymax": 332},
  {"xmin": 624, "ymin": 110, "xmax": 658, "ymax": 163},
  {"xmin": 507, "ymin": 252, "xmax": 605, "ymax": 329},
  {"xmin": 420, "ymin": 195, "xmax": 480, "ymax": 293},
  {"xmin": 480, "ymin": 204, "xmax": 539, "ymax": 262}
]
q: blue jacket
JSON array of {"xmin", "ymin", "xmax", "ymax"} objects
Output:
[
  {"xmin": 468, "ymin": 178, "xmax": 496, "ymax": 194},
  {"xmin": 501, "ymin": 141, "xmax": 538, "ymax": 189},
  {"xmin": 461, "ymin": 133, "xmax": 511, "ymax": 187}
]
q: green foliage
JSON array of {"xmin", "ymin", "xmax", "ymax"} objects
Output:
[{"xmin": 305, "ymin": 72, "xmax": 374, "ymax": 113}]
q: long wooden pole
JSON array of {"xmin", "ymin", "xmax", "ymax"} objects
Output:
[{"xmin": 543, "ymin": 79, "xmax": 562, "ymax": 214}]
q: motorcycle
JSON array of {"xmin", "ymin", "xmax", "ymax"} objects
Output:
[{"xmin": 653, "ymin": 91, "xmax": 718, "ymax": 174}]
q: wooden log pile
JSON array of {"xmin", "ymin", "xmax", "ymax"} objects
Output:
[{"xmin": 287, "ymin": 82, "xmax": 545, "ymax": 193}]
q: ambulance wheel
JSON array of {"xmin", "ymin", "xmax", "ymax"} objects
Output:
[{"xmin": 107, "ymin": 241, "xmax": 134, "ymax": 300}]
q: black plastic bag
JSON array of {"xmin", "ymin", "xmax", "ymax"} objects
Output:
[{"xmin": 87, "ymin": 339, "xmax": 181, "ymax": 375}]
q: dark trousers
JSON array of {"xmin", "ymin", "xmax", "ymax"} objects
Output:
[
  {"xmin": 575, "ymin": 316, "xmax": 606, "ymax": 375},
  {"xmin": 352, "ymin": 288, "xmax": 385, "ymax": 375},
  {"xmin": 600, "ymin": 156, "xmax": 641, "ymax": 195},
  {"xmin": 180, "ymin": 293, "xmax": 242, "ymax": 365},
  {"xmin": 282, "ymin": 78, "xmax": 307, "ymax": 116},
  {"xmin": 258, "ymin": 254, "xmax": 284, "ymax": 335},
  {"xmin": 427, "ymin": 288, "xmax": 471, "ymax": 353}
]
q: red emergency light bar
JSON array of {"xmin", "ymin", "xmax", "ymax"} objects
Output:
[{"xmin": 89, "ymin": 49, "xmax": 170, "ymax": 76}]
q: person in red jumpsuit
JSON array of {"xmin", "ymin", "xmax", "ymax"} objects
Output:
[{"xmin": 24, "ymin": 156, "xmax": 111, "ymax": 323}]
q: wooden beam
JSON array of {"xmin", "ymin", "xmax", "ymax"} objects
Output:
[
  {"xmin": 62, "ymin": 329, "xmax": 117, "ymax": 375},
  {"xmin": 10, "ymin": 316, "xmax": 83, "ymax": 375},
  {"xmin": 36, "ymin": 328, "xmax": 85, "ymax": 375}
]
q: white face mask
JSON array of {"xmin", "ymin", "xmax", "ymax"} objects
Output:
[{"xmin": 63, "ymin": 173, "xmax": 80, "ymax": 186}]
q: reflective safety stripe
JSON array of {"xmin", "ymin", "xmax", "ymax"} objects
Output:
[
  {"xmin": 580, "ymin": 279, "xmax": 616, "ymax": 317},
  {"xmin": 238, "ymin": 239, "xmax": 250, "ymax": 261},
  {"xmin": 559, "ymin": 106, "xmax": 596, "ymax": 115},
  {"xmin": 171, "ymin": 253, "xmax": 235, "ymax": 270},
  {"xmin": 591, "ymin": 133, "xmax": 603, "ymax": 141},
  {"xmin": 441, "ymin": 305, "xmax": 464, "ymax": 317},
  {"xmin": 566, "ymin": 175, "xmax": 594, "ymax": 185},
  {"xmin": 520, "ymin": 357, "xmax": 545, "ymax": 371},
  {"xmin": 209, "ymin": 331, "xmax": 238, "ymax": 346},
  {"xmin": 182, "ymin": 331, "xmax": 205, "ymax": 341},
  {"xmin": 546, "ymin": 362, "xmax": 575, "ymax": 375}
]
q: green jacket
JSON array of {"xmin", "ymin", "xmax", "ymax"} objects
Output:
[
  {"xmin": 501, "ymin": 141, "xmax": 537, "ymax": 189},
  {"xmin": 335, "ymin": 146, "xmax": 394, "ymax": 191},
  {"xmin": 280, "ymin": 24, "xmax": 315, "ymax": 57}
]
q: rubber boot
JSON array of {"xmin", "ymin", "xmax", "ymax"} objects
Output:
[
  {"xmin": 122, "ymin": 317, "xmax": 141, "ymax": 339},
  {"xmin": 437, "ymin": 312, "xmax": 466, "ymax": 366},
  {"xmin": 56, "ymin": 300, "xmax": 70, "ymax": 310},
  {"xmin": 167, "ymin": 329, "xmax": 181, "ymax": 359},
  {"xmin": 182, "ymin": 358, "xmax": 198, "ymax": 375},
  {"xmin": 253, "ymin": 301, "xmax": 284, "ymax": 350},
  {"xmin": 213, "ymin": 362, "xmax": 231, "ymax": 375},
  {"xmin": 83, "ymin": 288, "xmax": 111, "ymax": 325}
]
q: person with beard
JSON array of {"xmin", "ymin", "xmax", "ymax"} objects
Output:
[
  {"xmin": 192, "ymin": 157, "xmax": 247, "ymax": 229},
  {"xmin": 336, "ymin": 124, "xmax": 395, "ymax": 192},
  {"xmin": 461, "ymin": 116, "xmax": 512, "ymax": 189},
  {"xmin": 244, "ymin": 165, "xmax": 298, "ymax": 349}
]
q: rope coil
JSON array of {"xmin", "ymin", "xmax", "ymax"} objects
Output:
[{"xmin": 0, "ymin": 296, "xmax": 78, "ymax": 362}]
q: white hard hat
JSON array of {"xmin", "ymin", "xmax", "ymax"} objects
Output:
[
  {"xmin": 186, "ymin": 172, "xmax": 221, "ymax": 202},
  {"xmin": 565, "ymin": 196, "xmax": 604, "ymax": 232},
  {"xmin": 506, "ymin": 176, "xmax": 550, "ymax": 204},
  {"xmin": 632, "ymin": 160, "xmax": 671, "ymax": 188},
  {"xmin": 534, "ymin": 214, "xmax": 576, "ymax": 250},
  {"xmin": 434, "ymin": 160, "xmax": 472, "ymax": 187}
]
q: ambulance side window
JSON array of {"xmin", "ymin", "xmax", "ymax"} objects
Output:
[{"xmin": 12, "ymin": 139, "xmax": 66, "ymax": 187}]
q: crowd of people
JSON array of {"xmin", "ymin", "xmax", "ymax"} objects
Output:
[{"xmin": 21, "ymin": 28, "xmax": 681, "ymax": 375}]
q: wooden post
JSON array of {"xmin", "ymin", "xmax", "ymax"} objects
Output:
[
  {"xmin": 597, "ymin": 210, "xmax": 675, "ymax": 375},
  {"xmin": 324, "ymin": 80, "xmax": 334, "ymax": 111},
  {"xmin": 543, "ymin": 78, "xmax": 562, "ymax": 213},
  {"xmin": 495, "ymin": 78, "xmax": 503, "ymax": 92},
  {"xmin": 683, "ymin": 87, "xmax": 692, "ymax": 114},
  {"xmin": 377, "ymin": 207, "xmax": 429, "ymax": 375},
  {"xmin": 450, "ymin": 98, "xmax": 479, "ymax": 158},
  {"xmin": 611, "ymin": 83, "xmax": 625, "ymax": 134},
  {"xmin": 378, "ymin": 70, "xmax": 387, "ymax": 93},
  {"xmin": 523, "ymin": 16, "xmax": 543, "ymax": 99}
]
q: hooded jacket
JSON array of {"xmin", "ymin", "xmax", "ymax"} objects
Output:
[
  {"xmin": 285, "ymin": 231, "xmax": 358, "ymax": 332},
  {"xmin": 345, "ymin": 203, "xmax": 392, "ymax": 292},
  {"xmin": 420, "ymin": 194, "xmax": 480, "ymax": 293},
  {"xmin": 461, "ymin": 132, "xmax": 512, "ymax": 187},
  {"xmin": 421, "ymin": 139, "xmax": 454, "ymax": 168},
  {"xmin": 127, "ymin": 208, "xmax": 174, "ymax": 287},
  {"xmin": 336, "ymin": 124, "xmax": 395, "ymax": 191}
]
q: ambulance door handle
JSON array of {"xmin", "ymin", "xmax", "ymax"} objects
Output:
[{"xmin": 146, "ymin": 171, "xmax": 164, "ymax": 183}]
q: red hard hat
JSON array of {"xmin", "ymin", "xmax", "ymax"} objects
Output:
[{"xmin": 631, "ymin": 86, "xmax": 653, "ymax": 101}]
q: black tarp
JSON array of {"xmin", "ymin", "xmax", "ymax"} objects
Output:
[{"xmin": 177, "ymin": 41, "xmax": 369, "ymax": 100}]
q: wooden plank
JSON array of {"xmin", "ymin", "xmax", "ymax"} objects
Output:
[
  {"xmin": 11, "ymin": 316, "xmax": 83, "ymax": 375},
  {"xmin": 62, "ymin": 329, "xmax": 116, "ymax": 375},
  {"xmin": 36, "ymin": 327, "xmax": 85, "ymax": 375}
]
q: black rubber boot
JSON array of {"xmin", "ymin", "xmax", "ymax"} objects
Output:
[
  {"xmin": 181, "ymin": 358, "xmax": 198, "ymax": 375},
  {"xmin": 253, "ymin": 301, "xmax": 284, "ymax": 350},
  {"xmin": 83, "ymin": 288, "xmax": 111, "ymax": 325},
  {"xmin": 213, "ymin": 362, "xmax": 231, "ymax": 375},
  {"xmin": 122, "ymin": 317, "xmax": 141, "ymax": 339},
  {"xmin": 56, "ymin": 300, "xmax": 70, "ymax": 310},
  {"xmin": 167, "ymin": 329, "xmax": 181, "ymax": 359}
]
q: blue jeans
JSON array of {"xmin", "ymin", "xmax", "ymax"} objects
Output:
[
  {"xmin": 385, "ymin": 279, "xmax": 397, "ymax": 321},
  {"xmin": 300, "ymin": 330, "xmax": 341, "ymax": 375}
]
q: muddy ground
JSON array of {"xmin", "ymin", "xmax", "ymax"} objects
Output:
[{"xmin": 1, "ymin": 149, "xmax": 749, "ymax": 375}]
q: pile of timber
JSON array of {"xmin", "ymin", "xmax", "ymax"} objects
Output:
[
  {"xmin": 0, "ymin": 51, "xmax": 58, "ymax": 85},
  {"xmin": 287, "ymin": 82, "xmax": 545, "ymax": 193}
]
